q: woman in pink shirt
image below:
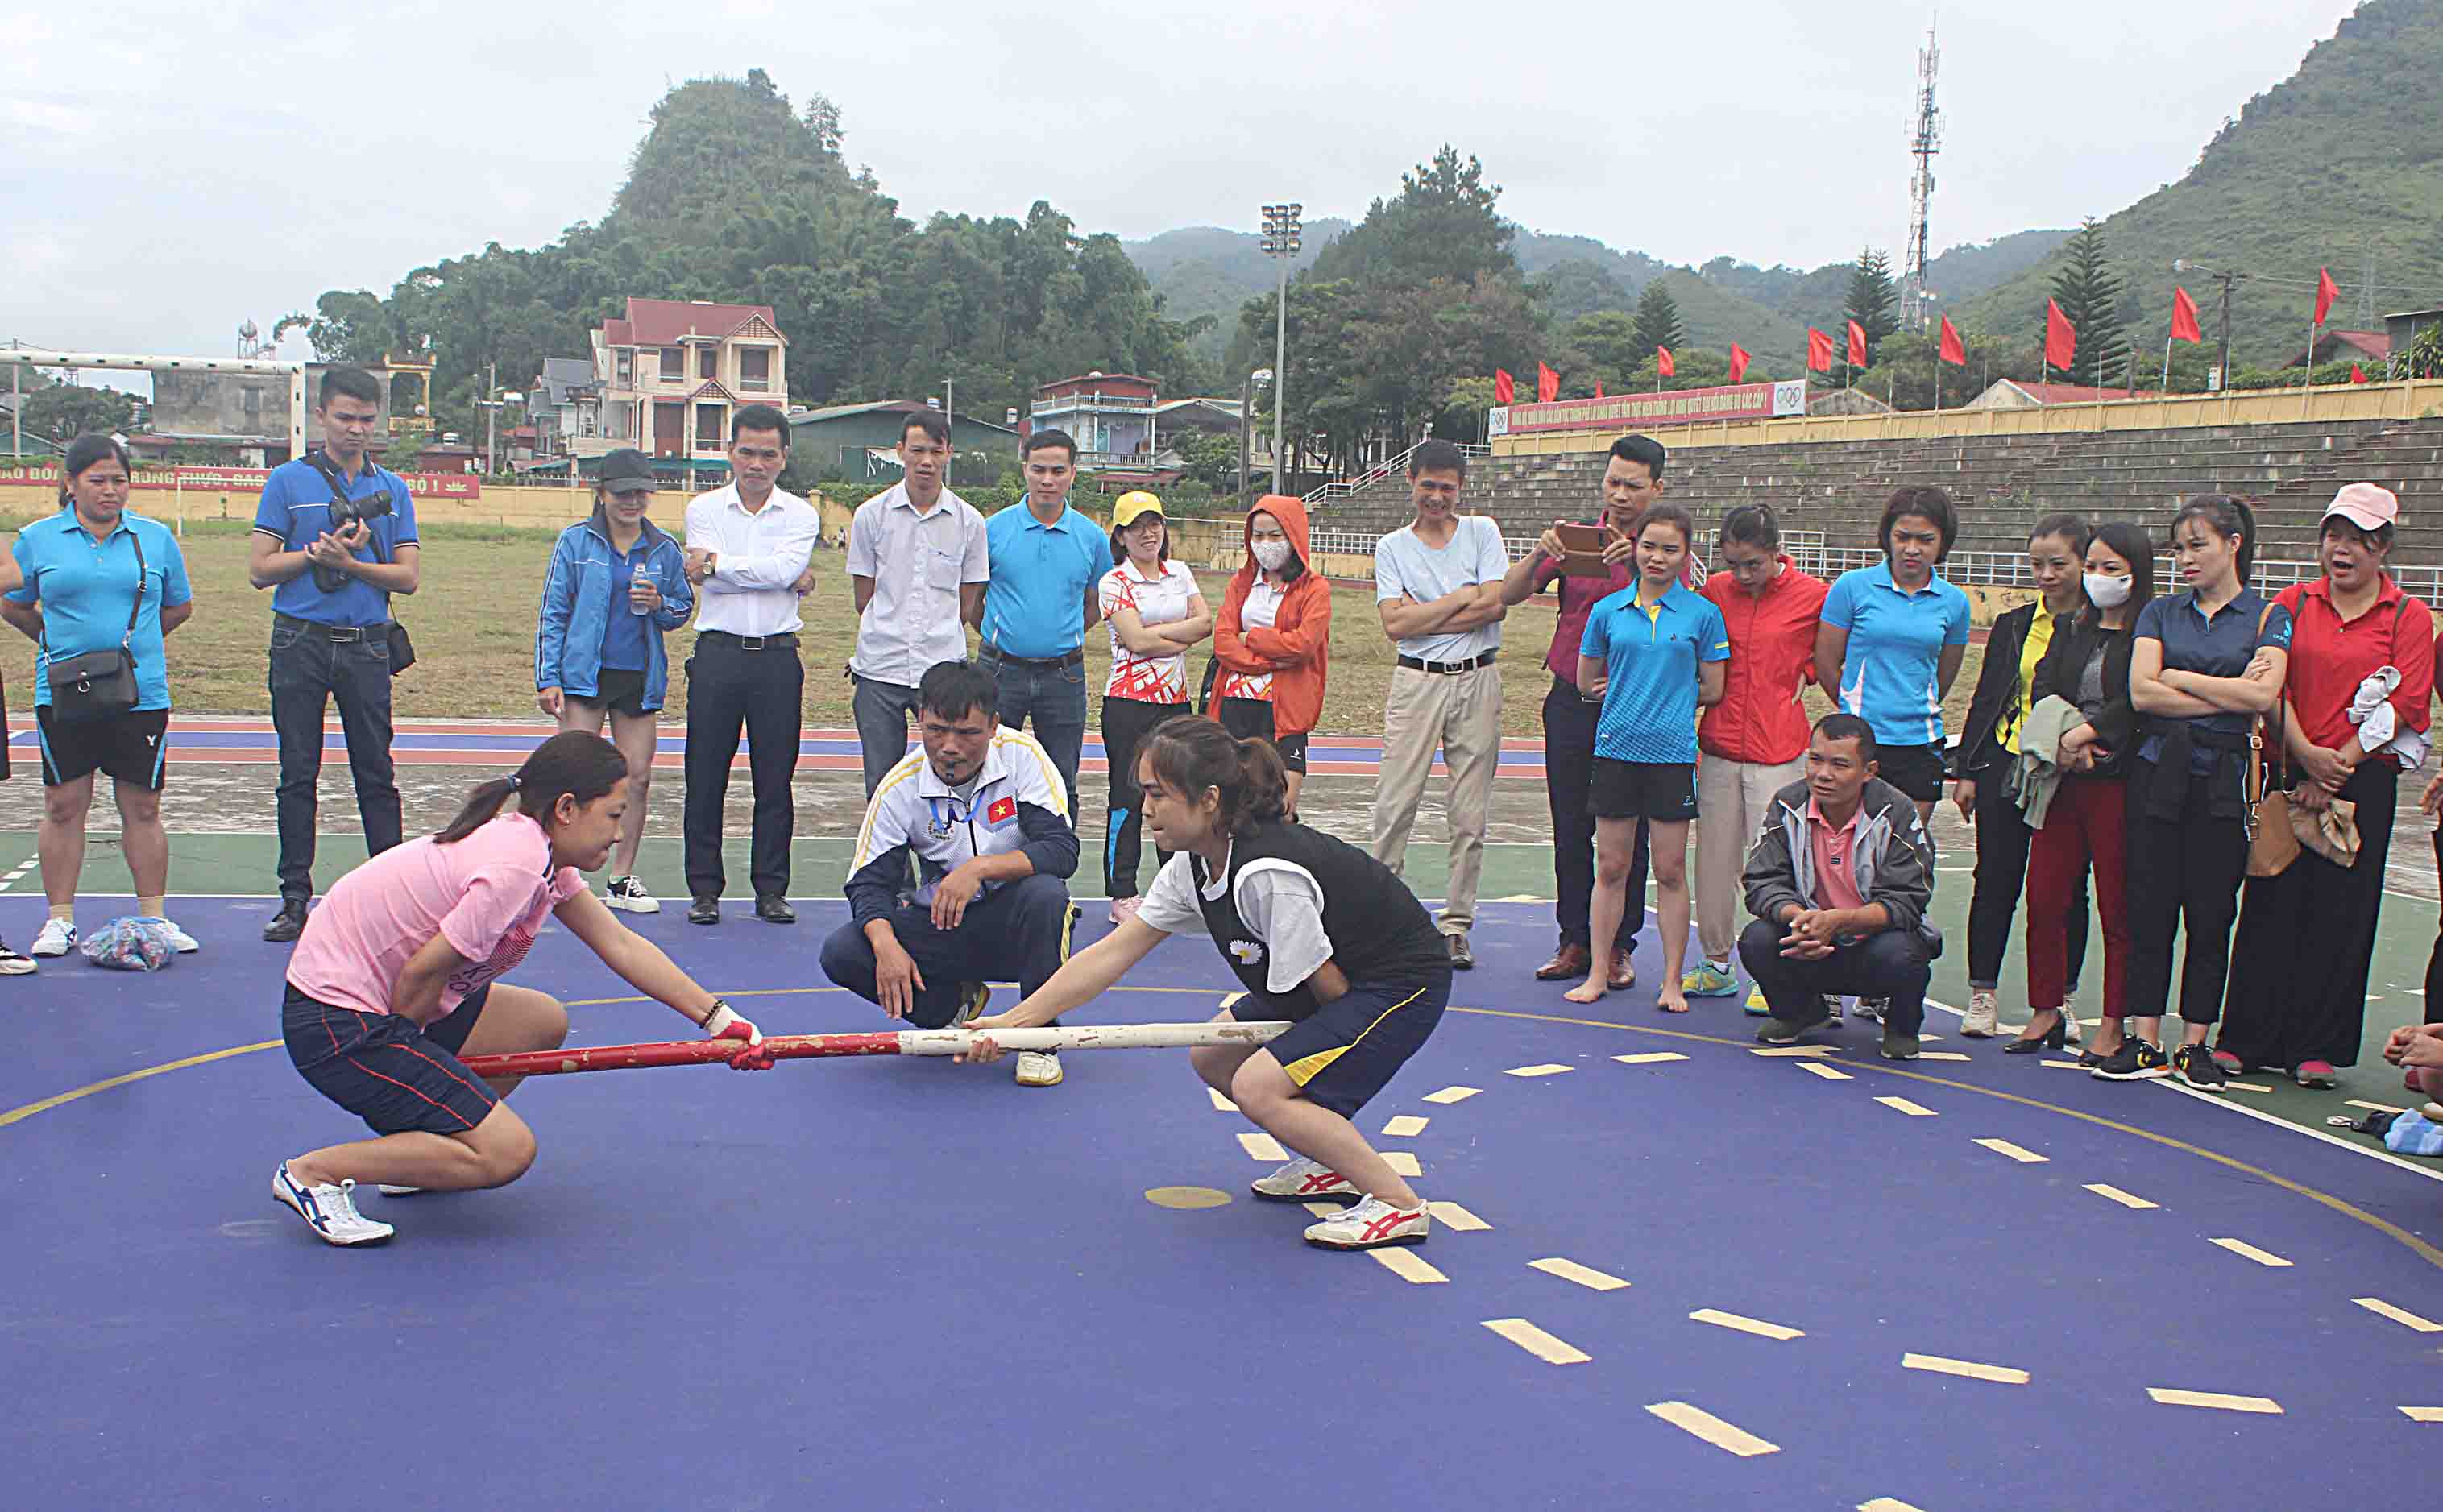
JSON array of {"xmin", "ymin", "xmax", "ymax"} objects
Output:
[{"xmin": 272, "ymin": 731, "xmax": 771, "ymax": 1248}]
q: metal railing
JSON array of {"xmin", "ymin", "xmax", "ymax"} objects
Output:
[
  {"xmin": 1302, "ymin": 441, "xmax": 1491, "ymax": 506},
  {"xmin": 1033, "ymin": 394, "xmax": 1155, "ymax": 413}
]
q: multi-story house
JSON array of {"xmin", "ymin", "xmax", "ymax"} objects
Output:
[{"xmin": 575, "ymin": 298, "xmax": 789, "ymax": 481}]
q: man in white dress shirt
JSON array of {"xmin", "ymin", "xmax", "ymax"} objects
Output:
[{"xmin": 681, "ymin": 404, "xmax": 821, "ymax": 926}]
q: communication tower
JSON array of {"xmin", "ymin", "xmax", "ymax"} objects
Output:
[{"xmin": 1900, "ymin": 19, "xmax": 1942, "ymax": 329}]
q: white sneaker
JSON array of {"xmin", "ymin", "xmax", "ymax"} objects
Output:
[
  {"xmin": 1960, "ymin": 989, "xmax": 1999, "ymax": 1038},
  {"xmin": 272, "ymin": 1162, "xmax": 394, "ymax": 1247},
  {"xmin": 1855, "ymin": 997, "xmax": 1885, "ymax": 1025},
  {"xmin": 0, "ymin": 938, "xmax": 33, "ymax": 976},
  {"xmin": 1014, "ymin": 1049, "xmax": 1064, "ymax": 1087},
  {"xmin": 1251, "ymin": 1156, "xmax": 1360, "ymax": 1203},
  {"xmin": 604, "ymin": 876, "xmax": 661, "ymax": 913},
  {"xmin": 1304, "ymin": 1195, "xmax": 1431, "ymax": 1249},
  {"xmin": 2059, "ymin": 1005, "xmax": 2084, "ymax": 1043},
  {"xmin": 29, "ymin": 918, "xmax": 76, "ymax": 957},
  {"xmin": 149, "ymin": 918, "xmax": 200, "ymax": 953}
]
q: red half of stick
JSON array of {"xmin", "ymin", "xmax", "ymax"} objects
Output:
[{"xmin": 462, "ymin": 1032, "xmax": 905, "ymax": 1079}]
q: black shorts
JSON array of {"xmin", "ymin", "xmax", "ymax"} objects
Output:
[
  {"xmin": 572, "ymin": 668, "xmax": 650, "ymax": 718},
  {"xmin": 1240, "ymin": 975, "xmax": 1449, "ymax": 1118},
  {"xmin": 35, "ymin": 706, "xmax": 169, "ymax": 789},
  {"xmin": 1874, "ymin": 742, "xmax": 1946, "ymax": 802},
  {"xmin": 1217, "ymin": 696, "xmax": 1307, "ymax": 773},
  {"xmin": 1589, "ymin": 757, "xmax": 1698, "ymax": 822},
  {"xmin": 283, "ymin": 982, "xmax": 500, "ymax": 1137}
]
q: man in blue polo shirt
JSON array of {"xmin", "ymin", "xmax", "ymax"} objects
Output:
[
  {"xmin": 974, "ymin": 428, "xmax": 1114, "ymax": 820},
  {"xmin": 248, "ymin": 366, "xmax": 423, "ymax": 942}
]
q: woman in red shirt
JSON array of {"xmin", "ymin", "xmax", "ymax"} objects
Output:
[{"xmin": 2217, "ymin": 486, "xmax": 2434, "ymax": 1086}]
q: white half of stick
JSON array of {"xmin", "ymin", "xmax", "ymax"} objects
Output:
[{"xmin": 895, "ymin": 1021, "xmax": 1292, "ymax": 1056}]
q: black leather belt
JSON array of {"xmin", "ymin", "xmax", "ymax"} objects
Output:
[
  {"xmin": 699, "ymin": 630, "xmax": 799, "ymax": 652},
  {"xmin": 985, "ymin": 648, "xmax": 1085, "ymax": 670},
  {"xmin": 1399, "ymin": 652, "xmax": 1499, "ymax": 674},
  {"xmin": 276, "ymin": 612, "xmax": 386, "ymax": 644}
]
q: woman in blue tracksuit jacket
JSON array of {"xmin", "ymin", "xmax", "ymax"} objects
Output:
[{"xmin": 533, "ymin": 448, "xmax": 693, "ymax": 911}]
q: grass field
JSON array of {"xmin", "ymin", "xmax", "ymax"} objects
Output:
[{"xmin": 0, "ymin": 517, "xmax": 1987, "ymax": 738}]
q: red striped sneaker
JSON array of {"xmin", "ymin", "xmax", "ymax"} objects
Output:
[
  {"xmin": 1251, "ymin": 1157, "xmax": 1358, "ymax": 1203},
  {"xmin": 1304, "ymin": 1195, "xmax": 1431, "ymax": 1249}
]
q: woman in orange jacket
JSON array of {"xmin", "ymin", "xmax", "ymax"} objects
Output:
[{"xmin": 1212, "ymin": 495, "xmax": 1332, "ymax": 818}]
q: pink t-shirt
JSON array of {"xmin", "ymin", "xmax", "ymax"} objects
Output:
[
  {"xmin": 286, "ymin": 813, "xmax": 586, "ymax": 1022},
  {"xmin": 1804, "ymin": 797, "xmax": 1868, "ymax": 913}
]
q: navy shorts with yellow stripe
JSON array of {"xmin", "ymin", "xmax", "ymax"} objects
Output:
[
  {"xmin": 1238, "ymin": 975, "xmax": 1450, "ymax": 1118},
  {"xmin": 282, "ymin": 982, "xmax": 500, "ymax": 1137}
]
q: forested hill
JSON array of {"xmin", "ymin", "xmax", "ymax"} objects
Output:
[{"xmin": 1951, "ymin": 0, "xmax": 2443, "ymax": 367}]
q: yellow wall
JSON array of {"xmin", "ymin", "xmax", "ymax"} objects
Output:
[
  {"xmin": 0, "ymin": 481, "xmax": 848, "ymax": 536},
  {"xmin": 1491, "ymin": 378, "xmax": 2443, "ymax": 455}
]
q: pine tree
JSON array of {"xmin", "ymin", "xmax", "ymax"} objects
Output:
[
  {"xmin": 1843, "ymin": 247, "xmax": 1899, "ymax": 364},
  {"xmin": 2046, "ymin": 218, "xmax": 2130, "ymax": 385},
  {"xmin": 1630, "ymin": 280, "xmax": 1686, "ymax": 357}
]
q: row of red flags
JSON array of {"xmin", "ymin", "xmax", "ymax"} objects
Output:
[{"xmin": 1492, "ymin": 268, "xmax": 2360, "ymax": 402}]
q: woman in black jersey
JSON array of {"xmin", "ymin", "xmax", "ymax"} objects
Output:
[{"xmin": 966, "ymin": 718, "xmax": 1452, "ymax": 1251}]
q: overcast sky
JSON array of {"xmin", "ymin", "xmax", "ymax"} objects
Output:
[{"xmin": 0, "ymin": 0, "xmax": 2359, "ymax": 375}]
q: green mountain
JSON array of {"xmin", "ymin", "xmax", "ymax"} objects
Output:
[
  {"xmin": 1951, "ymin": 0, "xmax": 2443, "ymax": 372},
  {"xmin": 1126, "ymin": 222, "xmax": 1351, "ymax": 366}
]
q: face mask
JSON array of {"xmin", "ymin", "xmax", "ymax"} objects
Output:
[
  {"xmin": 2084, "ymin": 572, "xmax": 2133, "ymax": 608},
  {"xmin": 1251, "ymin": 538, "xmax": 1291, "ymax": 572}
]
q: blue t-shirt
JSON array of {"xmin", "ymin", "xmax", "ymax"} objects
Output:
[
  {"xmin": 2134, "ymin": 589, "xmax": 2293, "ymax": 766},
  {"xmin": 981, "ymin": 501, "xmax": 1114, "ymax": 659},
  {"xmin": 251, "ymin": 454, "xmax": 421, "ymax": 627},
  {"xmin": 597, "ymin": 539, "xmax": 652, "ymax": 672},
  {"xmin": 1821, "ymin": 563, "xmax": 1972, "ymax": 748},
  {"xmin": 8, "ymin": 509, "xmax": 193, "ymax": 710},
  {"xmin": 1578, "ymin": 582, "xmax": 1730, "ymax": 764}
]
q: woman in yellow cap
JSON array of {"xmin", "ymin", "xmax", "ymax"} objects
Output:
[{"xmin": 1097, "ymin": 491, "xmax": 1210, "ymax": 922}]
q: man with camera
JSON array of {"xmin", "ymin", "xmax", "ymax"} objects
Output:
[{"xmin": 249, "ymin": 366, "xmax": 421, "ymax": 942}]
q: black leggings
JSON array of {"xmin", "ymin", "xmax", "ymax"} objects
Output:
[
  {"xmin": 1101, "ymin": 696, "xmax": 1188, "ymax": 897},
  {"xmin": 2124, "ymin": 755, "xmax": 2249, "ymax": 1025}
]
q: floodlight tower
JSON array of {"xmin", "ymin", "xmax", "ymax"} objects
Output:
[{"xmin": 1900, "ymin": 19, "xmax": 1942, "ymax": 329}]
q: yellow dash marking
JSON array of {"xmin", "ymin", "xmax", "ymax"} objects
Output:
[
  {"xmin": 1875, "ymin": 1096, "xmax": 1938, "ymax": 1117},
  {"xmin": 1143, "ymin": 1186, "xmax": 1230, "ymax": 1210},
  {"xmin": 1859, "ymin": 1501, "xmax": 1930, "ymax": 1512},
  {"xmin": 1237, "ymin": 1132, "xmax": 1288, "ymax": 1162},
  {"xmin": 2356, "ymin": 1297, "xmax": 2443, "ymax": 1332},
  {"xmin": 1429, "ymin": 1200, "xmax": 1491, "ymax": 1232},
  {"xmin": 1218, "ymin": 992, "xmax": 1245, "ymax": 1009},
  {"xmin": 1421, "ymin": 1085, "xmax": 1481, "ymax": 1104},
  {"xmin": 1689, "ymin": 1308, "xmax": 1803, "ymax": 1341},
  {"xmin": 1207, "ymin": 1087, "xmax": 1238, "ymax": 1112},
  {"xmin": 1482, "ymin": 1318, "xmax": 1591, "ymax": 1365},
  {"xmin": 2085, "ymin": 1183, "xmax": 2159, "ymax": 1210},
  {"xmin": 1902, "ymin": 1352, "xmax": 2029, "ymax": 1385},
  {"xmin": 1381, "ymin": 1115, "xmax": 1429, "ymax": 1137},
  {"xmin": 1382, "ymin": 1151, "xmax": 1422, "ymax": 1178},
  {"xmin": 1916, "ymin": 1051, "xmax": 1972, "ymax": 1061},
  {"xmin": 1799, "ymin": 1061, "xmax": 1854, "ymax": 1080},
  {"xmin": 2400, "ymin": 1406, "xmax": 2443, "ymax": 1423},
  {"xmin": 1528, "ymin": 1257, "xmax": 1629, "ymax": 1292},
  {"xmin": 1644, "ymin": 1402, "xmax": 1779, "ymax": 1457},
  {"xmin": 2040, "ymin": 1059, "xmax": 2086, "ymax": 1069},
  {"xmin": 1369, "ymin": 1249, "xmax": 1446, "ymax": 1285},
  {"xmin": 1974, "ymin": 1137, "xmax": 2047, "ymax": 1164},
  {"xmin": 1749, "ymin": 1046, "xmax": 1837, "ymax": 1058},
  {"xmin": 2225, "ymin": 1080, "xmax": 2275, "ymax": 1094},
  {"xmin": 2209, "ymin": 1237, "xmax": 2292, "ymax": 1268},
  {"xmin": 1612, "ymin": 1051, "xmax": 1689, "ymax": 1065},
  {"xmin": 2148, "ymin": 1387, "xmax": 2282, "ymax": 1415},
  {"xmin": 1505, "ymin": 1063, "xmax": 1575, "ymax": 1078},
  {"xmin": 2348, "ymin": 1099, "xmax": 2408, "ymax": 1114},
  {"xmin": 1302, "ymin": 1202, "xmax": 1340, "ymax": 1218}
]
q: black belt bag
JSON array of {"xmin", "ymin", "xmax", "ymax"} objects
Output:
[{"xmin": 43, "ymin": 530, "xmax": 145, "ymax": 723}]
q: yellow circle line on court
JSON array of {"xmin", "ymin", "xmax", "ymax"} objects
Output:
[{"xmin": 1446, "ymin": 1003, "xmax": 2443, "ymax": 1273}]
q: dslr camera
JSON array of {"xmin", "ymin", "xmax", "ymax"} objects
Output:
[{"xmin": 313, "ymin": 483, "xmax": 397, "ymax": 592}]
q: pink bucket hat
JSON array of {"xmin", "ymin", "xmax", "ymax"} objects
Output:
[{"xmin": 2324, "ymin": 483, "xmax": 2399, "ymax": 531}]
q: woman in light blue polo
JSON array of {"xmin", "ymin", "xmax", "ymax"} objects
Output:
[
  {"xmin": 533, "ymin": 448, "xmax": 693, "ymax": 912},
  {"xmin": 1815, "ymin": 486, "xmax": 1972, "ymax": 830},
  {"xmin": 2, "ymin": 433, "xmax": 197, "ymax": 960}
]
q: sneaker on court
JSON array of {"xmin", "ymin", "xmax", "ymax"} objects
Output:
[
  {"xmin": 1824, "ymin": 996, "xmax": 1845, "ymax": 1024},
  {"xmin": 271, "ymin": 1163, "xmax": 393, "ymax": 1247},
  {"xmin": 30, "ymin": 918, "xmax": 76, "ymax": 958},
  {"xmin": 0, "ymin": 937, "xmax": 33, "ymax": 976},
  {"xmin": 1682, "ymin": 961, "xmax": 1739, "ymax": 998},
  {"xmin": 1856, "ymin": 997, "xmax": 1887, "ymax": 1025},
  {"xmin": 2209, "ymin": 1046, "xmax": 2246, "ymax": 1076},
  {"xmin": 1744, "ymin": 985, "xmax": 1770, "ymax": 1017},
  {"xmin": 2292, "ymin": 1059, "xmax": 2340, "ymax": 1089},
  {"xmin": 953, "ymin": 982, "xmax": 989, "ymax": 1028},
  {"xmin": 1014, "ymin": 1050, "xmax": 1063, "ymax": 1087},
  {"xmin": 1251, "ymin": 1157, "xmax": 1360, "ymax": 1203},
  {"xmin": 1960, "ymin": 989, "xmax": 1999, "ymax": 1038},
  {"xmin": 2172, "ymin": 1044, "xmax": 2228, "ymax": 1092},
  {"xmin": 1880, "ymin": 1032, "xmax": 1921, "ymax": 1061},
  {"xmin": 151, "ymin": 918, "xmax": 200, "ymax": 953},
  {"xmin": 2059, "ymin": 1006, "xmax": 2083, "ymax": 1043},
  {"xmin": 1304, "ymin": 1195, "xmax": 1430, "ymax": 1250},
  {"xmin": 604, "ymin": 876, "xmax": 660, "ymax": 913},
  {"xmin": 2093, "ymin": 1040, "xmax": 2170, "ymax": 1082}
]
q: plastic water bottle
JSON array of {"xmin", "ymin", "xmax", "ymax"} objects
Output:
[{"xmin": 631, "ymin": 563, "xmax": 652, "ymax": 615}]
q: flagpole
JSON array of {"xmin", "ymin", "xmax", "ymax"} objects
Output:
[
  {"xmin": 2304, "ymin": 315, "xmax": 2319, "ymax": 420},
  {"xmin": 2162, "ymin": 333, "xmax": 2172, "ymax": 395}
]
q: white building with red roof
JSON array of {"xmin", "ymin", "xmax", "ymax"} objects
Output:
[{"xmin": 577, "ymin": 297, "xmax": 788, "ymax": 481}]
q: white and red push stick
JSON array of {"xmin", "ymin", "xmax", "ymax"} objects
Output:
[{"xmin": 459, "ymin": 1020, "xmax": 1292, "ymax": 1079}]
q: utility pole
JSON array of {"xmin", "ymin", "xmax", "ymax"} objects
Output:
[
  {"xmin": 484, "ymin": 360, "xmax": 499, "ymax": 474},
  {"xmin": 2175, "ymin": 259, "xmax": 2241, "ymax": 391},
  {"xmin": 1261, "ymin": 202, "xmax": 1301, "ymax": 493}
]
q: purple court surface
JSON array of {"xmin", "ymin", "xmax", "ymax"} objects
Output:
[{"xmin": 5, "ymin": 897, "xmax": 2438, "ymax": 1507}]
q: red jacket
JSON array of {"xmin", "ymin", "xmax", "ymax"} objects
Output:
[
  {"xmin": 1698, "ymin": 557, "xmax": 1830, "ymax": 764},
  {"xmin": 1214, "ymin": 495, "xmax": 1333, "ymax": 738},
  {"xmin": 2275, "ymin": 576, "xmax": 2436, "ymax": 752}
]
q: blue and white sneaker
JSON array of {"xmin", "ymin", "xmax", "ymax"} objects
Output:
[
  {"xmin": 145, "ymin": 918, "xmax": 200, "ymax": 953},
  {"xmin": 272, "ymin": 1162, "xmax": 394, "ymax": 1247},
  {"xmin": 29, "ymin": 918, "xmax": 76, "ymax": 958}
]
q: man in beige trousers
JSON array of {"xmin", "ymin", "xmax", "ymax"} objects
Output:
[{"xmin": 1369, "ymin": 440, "xmax": 1508, "ymax": 969}]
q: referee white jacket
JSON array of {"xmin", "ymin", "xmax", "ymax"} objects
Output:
[{"xmin": 843, "ymin": 727, "xmax": 1080, "ymax": 927}]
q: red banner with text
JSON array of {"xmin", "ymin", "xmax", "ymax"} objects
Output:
[
  {"xmin": 0, "ymin": 465, "xmax": 480, "ymax": 499},
  {"xmin": 1490, "ymin": 380, "xmax": 1807, "ymax": 436}
]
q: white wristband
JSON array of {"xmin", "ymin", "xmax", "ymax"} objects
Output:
[{"xmin": 703, "ymin": 1001, "xmax": 738, "ymax": 1037}]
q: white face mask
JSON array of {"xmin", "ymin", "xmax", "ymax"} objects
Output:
[
  {"xmin": 1251, "ymin": 538, "xmax": 1291, "ymax": 572},
  {"xmin": 2084, "ymin": 572, "xmax": 2133, "ymax": 608}
]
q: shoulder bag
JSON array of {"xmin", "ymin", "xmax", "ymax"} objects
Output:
[
  {"xmin": 2243, "ymin": 600, "xmax": 2300, "ymax": 877},
  {"xmin": 43, "ymin": 528, "xmax": 147, "ymax": 722}
]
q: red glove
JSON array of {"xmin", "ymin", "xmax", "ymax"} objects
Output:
[{"xmin": 703, "ymin": 1001, "xmax": 774, "ymax": 1071}]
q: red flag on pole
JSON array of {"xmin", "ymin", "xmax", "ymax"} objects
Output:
[
  {"xmin": 2316, "ymin": 267, "xmax": 2340, "ymax": 325},
  {"xmin": 2044, "ymin": 300, "xmax": 2077, "ymax": 372},
  {"xmin": 2351, "ymin": 363, "xmax": 2369, "ymax": 384},
  {"xmin": 1938, "ymin": 317, "xmax": 1966, "ymax": 366},
  {"xmin": 1728, "ymin": 344, "xmax": 1751, "ymax": 383},
  {"xmin": 1536, "ymin": 362, "xmax": 1558, "ymax": 403},
  {"xmin": 1594, "ymin": 379, "xmax": 1605, "ymax": 398},
  {"xmin": 1846, "ymin": 320, "xmax": 1869, "ymax": 367},
  {"xmin": 1657, "ymin": 347, "xmax": 1675, "ymax": 379},
  {"xmin": 1493, "ymin": 368, "xmax": 1514, "ymax": 404},
  {"xmin": 1806, "ymin": 329, "xmax": 1833, "ymax": 372},
  {"xmin": 2171, "ymin": 287, "xmax": 2203, "ymax": 344}
]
